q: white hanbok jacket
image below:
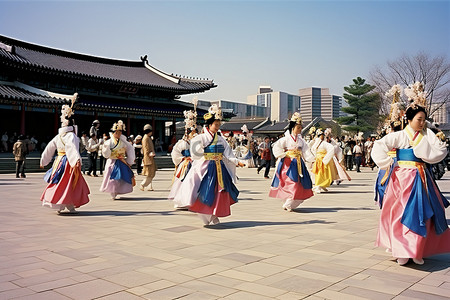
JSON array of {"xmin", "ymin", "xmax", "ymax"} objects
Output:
[{"xmin": 173, "ymin": 130, "xmax": 239, "ymax": 207}]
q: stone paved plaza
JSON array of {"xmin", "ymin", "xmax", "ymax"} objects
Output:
[{"xmin": 0, "ymin": 167, "xmax": 449, "ymax": 300}]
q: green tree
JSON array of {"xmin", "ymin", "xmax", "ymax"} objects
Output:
[{"xmin": 337, "ymin": 77, "xmax": 381, "ymax": 134}]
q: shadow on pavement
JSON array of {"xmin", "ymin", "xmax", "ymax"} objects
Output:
[
  {"xmin": 114, "ymin": 197, "xmax": 169, "ymax": 201},
  {"xmin": 296, "ymin": 207, "xmax": 375, "ymax": 213},
  {"xmin": 58, "ymin": 210, "xmax": 179, "ymax": 216},
  {"xmin": 205, "ymin": 219, "xmax": 335, "ymax": 229}
]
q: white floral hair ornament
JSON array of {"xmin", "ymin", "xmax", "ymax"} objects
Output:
[
  {"xmin": 183, "ymin": 110, "xmax": 197, "ymax": 132},
  {"xmin": 404, "ymin": 81, "xmax": 427, "ymax": 109},
  {"xmin": 308, "ymin": 126, "xmax": 316, "ymax": 135},
  {"xmin": 241, "ymin": 124, "xmax": 249, "ymax": 133},
  {"xmin": 203, "ymin": 104, "xmax": 223, "ymax": 121},
  {"xmin": 60, "ymin": 93, "xmax": 78, "ymax": 127},
  {"xmin": 111, "ymin": 120, "xmax": 125, "ymax": 131},
  {"xmin": 315, "ymin": 128, "xmax": 324, "ymax": 136},
  {"xmin": 290, "ymin": 112, "xmax": 302, "ymax": 125},
  {"xmin": 324, "ymin": 128, "xmax": 332, "ymax": 138}
]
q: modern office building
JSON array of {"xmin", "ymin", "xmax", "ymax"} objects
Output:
[
  {"xmin": 298, "ymin": 87, "xmax": 342, "ymax": 123},
  {"xmin": 430, "ymin": 102, "xmax": 448, "ymax": 124},
  {"xmin": 247, "ymin": 90, "xmax": 301, "ymax": 122}
]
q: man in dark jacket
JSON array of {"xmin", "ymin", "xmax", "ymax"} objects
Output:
[{"xmin": 13, "ymin": 135, "xmax": 27, "ymax": 178}]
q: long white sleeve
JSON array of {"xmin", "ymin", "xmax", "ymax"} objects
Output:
[
  {"xmin": 40, "ymin": 136, "xmax": 57, "ymax": 167},
  {"xmin": 171, "ymin": 140, "xmax": 187, "ymax": 166},
  {"xmin": 414, "ymin": 128, "xmax": 447, "ymax": 164},
  {"xmin": 102, "ymin": 140, "xmax": 112, "ymax": 159},
  {"xmin": 64, "ymin": 133, "xmax": 81, "ymax": 167},
  {"xmin": 322, "ymin": 142, "xmax": 335, "ymax": 165},
  {"xmin": 271, "ymin": 138, "xmax": 286, "ymax": 159}
]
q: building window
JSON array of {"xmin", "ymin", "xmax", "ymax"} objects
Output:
[
  {"xmin": 257, "ymin": 95, "xmax": 265, "ymax": 107},
  {"xmin": 288, "ymin": 95, "xmax": 293, "ymax": 114}
]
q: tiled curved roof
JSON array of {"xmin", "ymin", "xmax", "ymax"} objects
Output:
[
  {"xmin": 0, "ymin": 84, "xmax": 69, "ymax": 104},
  {"xmin": 0, "ymin": 35, "xmax": 216, "ymax": 93},
  {"xmin": 0, "ymin": 83, "xmax": 202, "ymax": 117}
]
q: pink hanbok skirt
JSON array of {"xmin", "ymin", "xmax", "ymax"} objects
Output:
[
  {"xmin": 376, "ymin": 166, "xmax": 450, "ymax": 258},
  {"xmin": 100, "ymin": 159, "xmax": 133, "ymax": 195},
  {"xmin": 41, "ymin": 162, "xmax": 90, "ymax": 209}
]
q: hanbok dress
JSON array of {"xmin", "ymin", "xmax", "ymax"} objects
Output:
[
  {"xmin": 373, "ymin": 148, "xmax": 397, "ymax": 208},
  {"xmin": 269, "ymin": 130, "xmax": 314, "ymax": 210},
  {"xmin": 179, "ymin": 128, "xmax": 240, "ymax": 224},
  {"xmin": 371, "ymin": 125, "xmax": 450, "ymax": 259},
  {"xmin": 40, "ymin": 126, "xmax": 90, "ymax": 210},
  {"xmin": 169, "ymin": 139, "xmax": 193, "ymax": 207},
  {"xmin": 100, "ymin": 133, "xmax": 136, "ymax": 197},
  {"xmin": 311, "ymin": 138, "xmax": 338, "ymax": 190},
  {"xmin": 330, "ymin": 139, "xmax": 351, "ymax": 183}
]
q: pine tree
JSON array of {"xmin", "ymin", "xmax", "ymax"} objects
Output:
[{"xmin": 337, "ymin": 77, "xmax": 381, "ymax": 134}]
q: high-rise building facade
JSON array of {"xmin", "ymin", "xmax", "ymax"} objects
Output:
[
  {"xmin": 298, "ymin": 87, "xmax": 342, "ymax": 123},
  {"xmin": 248, "ymin": 89, "xmax": 300, "ymax": 122}
]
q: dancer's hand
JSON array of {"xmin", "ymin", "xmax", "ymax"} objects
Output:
[
  {"xmin": 237, "ymin": 161, "xmax": 245, "ymax": 167},
  {"xmin": 40, "ymin": 165, "xmax": 44, "ymax": 169}
]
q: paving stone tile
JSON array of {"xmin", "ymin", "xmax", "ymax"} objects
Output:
[
  {"xmin": 15, "ymin": 268, "xmax": 50, "ymax": 278},
  {"xmin": 177, "ymin": 291, "xmax": 219, "ymax": 300},
  {"xmin": 235, "ymin": 282, "xmax": 286, "ymax": 297},
  {"xmin": 269, "ymin": 276, "xmax": 331, "ymax": 294},
  {"xmin": 28, "ymin": 277, "xmax": 78, "ymax": 292},
  {"xmin": 410, "ymin": 282, "xmax": 450, "ymax": 297},
  {"xmin": 142, "ymin": 285, "xmax": 194, "ymax": 299},
  {"xmin": 340, "ymin": 286, "xmax": 395, "ymax": 300},
  {"xmin": 181, "ymin": 280, "xmax": 236, "ymax": 297},
  {"xmin": 103, "ymin": 270, "xmax": 160, "ymax": 288},
  {"xmin": 396, "ymin": 288, "xmax": 450, "ymax": 300},
  {"xmin": 221, "ymin": 291, "xmax": 275, "ymax": 300},
  {"xmin": 181, "ymin": 264, "xmax": 230, "ymax": 278},
  {"xmin": 55, "ymin": 278, "xmax": 125, "ymax": 299},
  {"xmin": 315, "ymin": 289, "xmax": 369, "ymax": 300},
  {"xmin": 217, "ymin": 269, "xmax": 264, "ymax": 282},
  {"xmin": 96, "ymin": 291, "xmax": 146, "ymax": 300},
  {"xmin": 9, "ymin": 290, "xmax": 73, "ymax": 300}
]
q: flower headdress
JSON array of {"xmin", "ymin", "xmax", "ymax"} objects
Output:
[
  {"xmin": 315, "ymin": 128, "xmax": 324, "ymax": 136},
  {"xmin": 184, "ymin": 109, "xmax": 197, "ymax": 132},
  {"xmin": 290, "ymin": 112, "xmax": 302, "ymax": 125},
  {"xmin": 324, "ymin": 128, "xmax": 332, "ymax": 138},
  {"xmin": 203, "ymin": 104, "xmax": 222, "ymax": 121},
  {"xmin": 241, "ymin": 124, "xmax": 249, "ymax": 133},
  {"xmin": 60, "ymin": 93, "xmax": 78, "ymax": 127},
  {"xmin": 404, "ymin": 81, "xmax": 427, "ymax": 110},
  {"xmin": 308, "ymin": 126, "xmax": 316, "ymax": 136},
  {"xmin": 385, "ymin": 84, "xmax": 404, "ymax": 128},
  {"xmin": 111, "ymin": 120, "xmax": 125, "ymax": 131}
]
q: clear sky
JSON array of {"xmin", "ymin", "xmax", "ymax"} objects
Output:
[{"xmin": 1, "ymin": 0, "xmax": 449, "ymax": 103}]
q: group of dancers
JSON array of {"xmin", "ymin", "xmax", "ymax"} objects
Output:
[{"xmin": 38, "ymin": 82, "xmax": 450, "ymax": 265}]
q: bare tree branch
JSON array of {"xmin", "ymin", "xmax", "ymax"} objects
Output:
[{"xmin": 370, "ymin": 52, "xmax": 450, "ymax": 123}]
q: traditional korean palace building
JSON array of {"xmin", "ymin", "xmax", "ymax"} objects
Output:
[{"xmin": 0, "ymin": 35, "xmax": 216, "ymax": 146}]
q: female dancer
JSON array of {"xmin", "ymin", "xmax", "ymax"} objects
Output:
[
  {"xmin": 269, "ymin": 112, "xmax": 314, "ymax": 211},
  {"xmin": 40, "ymin": 98, "xmax": 90, "ymax": 213},
  {"xmin": 311, "ymin": 128, "xmax": 337, "ymax": 193},
  {"xmin": 371, "ymin": 82, "xmax": 450, "ymax": 265},
  {"xmin": 180, "ymin": 105, "xmax": 244, "ymax": 225},
  {"xmin": 100, "ymin": 120, "xmax": 136, "ymax": 199},
  {"xmin": 169, "ymin": 110, "xmax": 197, "ymax": 208}
]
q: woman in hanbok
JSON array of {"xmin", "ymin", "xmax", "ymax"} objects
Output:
[
  {"xmin": 169, "ymin": 110, "xmax": 197, "ymax": 208},
  {"xmin": 325, "ymin": 128, "xmax": 351, "ymax": 185},
  {"xmin": 100, "ymin": 120, "xmax": 136, "ymax": 200},
  {"xmin": 371, "ymin": 82, "xmax": 450, "ymax": 265},
  {"xmin": 40, "ymin": 98, "xmax": 90, "ymax": 213},
  {"xmin": 238, "ymin": 125, "xmax": 255, "ymax": 168},
  {"xmin": 311, "ymin": 129, "xmax": 337, "ymax": 193},
  {"xmin": 179, "ymin": 105, "xmax": 244, "ymax": 225},
  {"xmin": 269, "ymin": 112, "xmax": 314, "ymax": 211}
]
